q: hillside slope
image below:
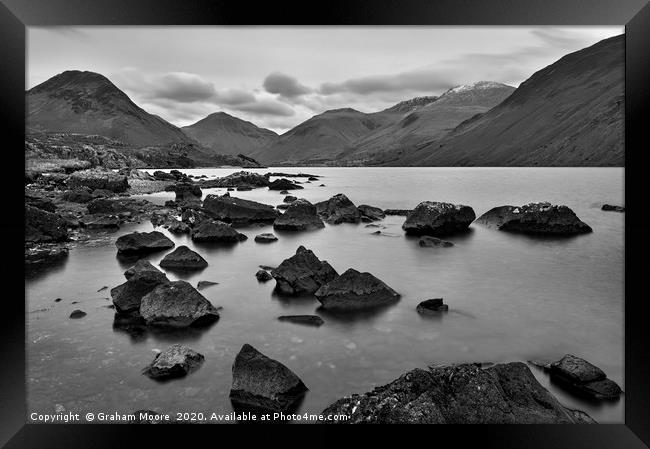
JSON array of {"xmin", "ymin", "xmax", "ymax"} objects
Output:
[{"xmin": 394, "ymin": 35, "xmax": 624, "ymax": 167}]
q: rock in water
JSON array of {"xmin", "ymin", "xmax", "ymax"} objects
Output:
[
  {"xmin": 197, "ymin": 280, "xmax": 219, "ymax": 290},
  {"xmin": 315, "ymin": 268, "xmax": 400, "ymax": 311},
  {"xmin": 25, "ymin": 244, "xmax": 69, "ymax": 265},
  {"xmin": 418, "ymin": 236, "xmax": 454, "ymax": 247},
  {"xmin": 268, "ymin": 178, "xmax": 303, "ymax": 191},
  {"xmin": 322, "ymin": 362, "xmax": 593, "ymax": 423},
  {"xmin": 273, "ymin": 199, "xmax": 325, "ymax": 231},
  {"xmin": 166, "ymin": 220, "xmax": 191, "ymax": 234},
  {"xmin": 283, "ymin": 195, "xmax": 297, "ymax": 203},
  {"xmin": 111, "ymin": 260, "xmax": 170, "ymax": 313},
  {"xmin": 477, "ymin": 203, "xmax": 592, "ymax": 235},
  {"xmin": 67, "ymin": 167, "xmax": 129, "ymax": 193},
  {"xmin": 384, "ymin": 209, "xmax": 412, "ymax": 216},
  {"xmin": 229, "ymin": 344, "xmax": 308, "ymax": 412},
  {"xmin": 254, "ymin": 233, "xmax": 278, "ymax": 243},
  {"xmin": 601, "ymin": 204, "xmax": 624, "ymax": 212},
  {"xmin": 357, "ymin": 204, "xmax": 385, "ymax": 222},
  {"xmin": 255, "ymin": 270, "xmax": 273, "ymax": 282},
  {"xmin": 315, "ymin": 194, "xmax": 361, "ymax": 224},
  {"xmin": 69, "ymin": 310, "xmax": 87, "ymax": 319},
  {"xmin": 191, "ymin": 220, "xmax": 248, "ymax": 243},
  {"xmin": 270, "ymin": 246, "xmax": 338, "ymax": 295},
  {"xmin": 278, "ymin": 315, "xmax": 324, "ymax": 327},
  {"xmin": 142, "ymin": 344, "xmax": 204, "ymax": 380},
  {"xmin": 416, "ymin": 298, "xmax": 449, "ymax": 314},
  {"xmin": 174, "ymin": 182, "xmax": 202, "ymax": 202},
  {"xmin": 549, "ymin": 354, "xmax": 622, "ymax": 400},
  {"xmin": 198, "ymin": 171, "xmax": 269, "ymax": 189},
  {"xmin": 25, "ymin": 205, "xmax": 69, "ymax": 243},
  {"xmin": 402, "ymin": 201, "xmax": 476, "ymax": 236},
  {"xmin": 159, "ymin": 246, "xmax": 208, "ymax": 270},
  {"xmin": 202, "ymin": 194, "xmax": 279, "ymax": 225},
  {"xmin": 140, "ymin": 280, "xmax": 220, "ymax": 327},
  {"xmin": 115, "ymin": 231, "xmax": 175, "ymax": 254}
]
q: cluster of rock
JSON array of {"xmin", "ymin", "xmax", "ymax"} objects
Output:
[
  {"xmin": 198, "ymin": 171, "xmax": 270, "ymax": 189},
  {"xmin": 402, "ymin": 201, "xmax": 476, "ymax": 236},
  {"xmin": 322, "ymin": 362, "xmax": 594, "ymax": 423},
  {"xmin": 202, "ymin": 194, "xmax": 279, "ymax": 226}
]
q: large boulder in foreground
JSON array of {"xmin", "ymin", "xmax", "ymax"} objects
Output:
[
  {"xmin": 230, "ymin": 344, "xmax": 308, "ymax": 412},
  {"xmin": 25, "ymin": 205, "xmax": 69, "ymax": 243},
  {"xmin": 549, "ymin": 354, "xmax": 622, "ymax": 400},
  {"xmin": 315, "ymin": 268, "xmax": 400, "ymax": 311},
  {"xmin": 111, "ymin": 260, "xmax": 170, "ymax": 313},
  {"xmin": 271, "ymin": 246, "xmax": 338, "ymax": 295},
  {"xmin": 191, "ymin": 220, "xmax": 248, "ymax": 243},
  {"xmin": 159, "ymin": 245, "xmax": 208, "ymax": 270},
  {"xmin": 273, "ymin": 199, "xmax": 325, "ymax": 231},
  {"xmin": 268, "ymin": 178, "xmax": 303, "ymax": 191},
  {"xmin": 202, "ymin": 194, "xmax": 279, "ymax": 225},
  {"xmin": 323, "ymin": 362, "xmax": 593, "ymax": 423},
  {"xmin": 115, "ymin": 231, "xmax": 175, "ymax": 254},
  {"xmin": 142, "ymin": 344, "xmax": 205, "ymax": 380},
  {"xmin": 315, "ymin": 194, "xmax": 361, "ymax": 224},
  {"xmin": 476, "ymin": 203, "xmax": 592, "ymax": 235},
  {"xmin": 140, "ymin": 280, "xmax": 220, "ymax": 327},
  {"xmin": 67, "ymin": 167, "xmax": 129, "ymax": 193},
  {"xmin": 402, "ymin": 201, "xmax": 476, "ymax": 236}
]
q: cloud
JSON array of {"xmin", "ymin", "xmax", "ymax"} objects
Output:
[
  {"xmin": 263, "ymin": 72, "xmax": 312, "ymax": 98},
  {"xmin": 232, "ymin": 98, "xmax": 295, "ymax": 117},
  {"xmin": 320, "ymin": 70, "xmax": 455, "ymax": 96},
  {"xmin": 149, "ymin": 72, "xmax": 218, "ymax": 103}
]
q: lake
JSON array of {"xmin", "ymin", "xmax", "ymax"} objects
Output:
[{"xmin": 26, "ymin": 167, "xmax": 625, "ymax": 423}]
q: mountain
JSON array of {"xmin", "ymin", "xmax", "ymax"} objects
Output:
[
  {"xmin": 342, "ymin": 82, "xmax": 515, "ymax": 164},
  {"xmin": 393, "ymin": 35, "xmax": 624, "ymax": 166},
  {"xmin": 382, "ymin": 96, "xmax": 439, "ymax": 114},
  {"xmin": 181, "ymin": 112, "xmax": 278, "ymax": 156},
  {"xmin": 249, "ymin": 108, "xmax": 392, "ymax": 165},
  {"xmin": 27, "ymin": 70, "xmax": 191, "ymax": 147}
]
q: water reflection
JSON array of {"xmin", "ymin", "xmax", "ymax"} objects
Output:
[{"xmin": 112, "ymin": 312, "xmax": 219, "ymax": 343}]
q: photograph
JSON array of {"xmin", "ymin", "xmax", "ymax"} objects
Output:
[{"xmin": 22, "ymin": 24, "xmax": 629, "ymax": 426}]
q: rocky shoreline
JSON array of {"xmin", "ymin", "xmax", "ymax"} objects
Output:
[{"xmin": 25, "ymin": 166, "xmax": 622, "ymax": 423}]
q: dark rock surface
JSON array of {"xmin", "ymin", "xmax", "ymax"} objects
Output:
[
  {"xmin": 283, "ymin": 195, "xmax": 297, "ymax": 203},
  {"xmin": 477, "ymin": 203, "xmax": 592, "ymax": 235},
  {"xmin": 315, "ymin": 268, "xmax": 400, "ymax": 311},
  {"xmin": 142, "ymin": 344, "xmax": 205, "ymax": 380},
  {"xmin": 197, "ymin": 280, "xmax": 219, "ymax": 290},
  {"xmin": 255, "ymin": 269, "xmax": 273, "ymax": 282},
  {"xmin": 254, "ymin": 233, "xmax": 278, "ymax": 243},
  {"xmin": 67, "ymin": 167, "xmax": 129, "ymax": 193},
  {"xmin": 273, "ymin": 199, "xmax": 325, "ymax": 231},
  {"xmin": 111, "ymin": 260, "xmax": 170, "ymax": 313},
  {"xmin": 549, "ymin": 354, "xmax": 622, "ymax": 400},
  {"xmin": 62, "ymin": 188, "xmax": 94, "ymax": 203},
  {"xmin": 115, "ymin": 231, "xmax": 175, "ymax": 254},
  {"xmin": 199, "ymin": 171, "xmax": 269, "ymax": 189},
  {"xmin": 384, "ymin": 209, "xmax": 412, "ymax": 216},
  {"xmin": 69, "ymin": 309, "xmax": 87, "ymax": 319},
  {"xmin": 160, "ymin": 246, "xmax": 208, "ymax": 270},
  {"xmin": 601, "ymin": 204, "xmax": 625, "ymax": 212},
  {"xmin": 80, "ymin": 214, "xmax": 121, "ymax": 229},
  {"xmin": 166, "ymin": 220, "xmax": 191, "ymax": 234},
  {"xmin": 202, "ymin": 194, "xmax": 279, "ymax": 225},
  {"xmin": 418, "ymin": 236, "xmax": 454, "ymax": 247},
  {"xmin": 278, "ymin": 315, "xmax": 324, "ymax": 327},
  {"xmin": 26, "ymin": 193, "xmax": 57, "ymax": 212},
  {"xmin": 268, "ymin": 178, "xmax": 303, "ymax": 191},
  {"xmin": 357, "ymin": 204, "xmax": 385, "ymax": 222},
  {"xmin": 271, "ymin": 246, "xmax": 338, "ymax": 295},
  {"xmin": 416, "ymin": 298, "xmax": 449, "ymax": 314},
  {"xmin": 315, "ymin": 194, "xmax": 361, "ymax": 224},
  {"xmin": 191, "ymin": 220, "xmax": 248, "ymax": 243},
  {"xmin": 140, "ymin": 280, "xmax": 220, "ymax": 327},
  {"xmin": 230, "ymin": 344, "xmax": 308, "ymax": 412},
  {"xmin": 402, "ymin": 201, "xmax": 476, "ymax": 236},
  {"xmin": 174, "ymin": 182, "xmax": 202, "ymax": 202},
  {"xmin": 25, "ymin": 205, "xmax": 69, "ymax": 243},
  {"xmin": 322, "ymin": 362, "xmax": 593, "ymax": 423}
]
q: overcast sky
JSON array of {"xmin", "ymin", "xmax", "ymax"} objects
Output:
[{"xmin": 27, "ymin": 26, "xmax": 622, "ymax": 133}]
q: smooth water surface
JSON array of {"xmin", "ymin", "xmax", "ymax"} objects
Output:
[{"xmin": 27, "ymin": 167, "xmax": 625, "ymax": 423}]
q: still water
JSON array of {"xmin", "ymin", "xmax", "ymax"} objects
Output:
[{"xmin": 27, "ymin": 167, "xmax": 624, "ymax": 423}]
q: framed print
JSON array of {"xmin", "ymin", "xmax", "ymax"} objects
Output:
[{"xmin": 1, "ymin": 0, "xmax": 649, "ymax": 447}]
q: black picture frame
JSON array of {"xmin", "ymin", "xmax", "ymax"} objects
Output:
[{"xmin": 2, "ymin": 1, "xmax": 649, "ymax": 447}]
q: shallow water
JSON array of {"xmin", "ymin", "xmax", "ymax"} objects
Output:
[{"xmin": 26, "ymin": 167, "xmax": 624, "ymax": 423}]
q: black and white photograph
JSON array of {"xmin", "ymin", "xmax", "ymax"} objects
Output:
[{"xmin": 23, "ymin": 24, "xmax": 627, "ymax": 426}]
